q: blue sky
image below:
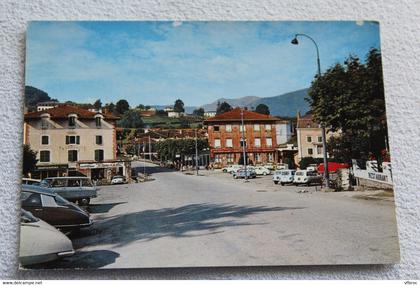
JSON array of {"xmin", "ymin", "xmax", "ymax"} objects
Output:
[{"xmin": 26, "ymin": 21, "xmax": 381, "ymax": 107}]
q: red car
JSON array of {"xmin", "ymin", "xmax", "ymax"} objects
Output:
[{"xmin": 318, "ymin": 162, "xmax": 350, "ymax": 173}]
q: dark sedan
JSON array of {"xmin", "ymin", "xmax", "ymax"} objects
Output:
[{"xmin": 21, "ymin": 185, "xmax": 93, "ymax": 230}]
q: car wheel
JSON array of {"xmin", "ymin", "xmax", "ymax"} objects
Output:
[
  {"xmin": 78, "ymin": 198, "xmax": 90, "ymax": 206},
  {"xmin": 274, "ymin": 181, "xmax": 278, "ymax": 184},
  {"xmin": 263, "ymin": 172, "xmax": 267, "ymax": 176},
  {"xmin": 280, "ymin": 182, "xmax": 284, "ymax": 186},
  {"xmin": 223, "ymin": 169, "xmax": 227, "ymax": 173}
]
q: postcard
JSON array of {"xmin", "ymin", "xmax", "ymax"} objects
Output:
[{"xmin": 20, "ymin": 21, "xmax": 399, "ymax": 268}]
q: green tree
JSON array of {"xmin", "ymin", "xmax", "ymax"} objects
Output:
[
  {"xmin": 155, "ymin": 138, "xmax": 208, "ymax": 162},
  {"xmin": 308, "ymin": 48, "xmax": 388, "ymax": 166},
  {"xmin": 23, "ymin": 144, "xmax": 37, "ymax": 176},
  {"xmin": 216, "ymin": 101, "xmax": 232, "ymax": 114},
  {"xmin": 174, "ymin": 99, "xmax": 185, "ymax": 113},
  {"xmin": 193, "ymin": 107, "xmax": 205, "ymax": 117},
  {"xmin": 255, "ymin": 104, "xmax": 270, "ymax": 115},
  {"xmin": 93, "ymin": 99, "xmax": 102, "ymax": 110},
  {"xmin": 24, "ymin": 86, "xmax": 57, "ymax": 112},
  {"xmin": 137, "ymin": 104, "xmax": 145, "ymax": 110},
  {"xmin": 117, "ymin": 110, "xmax": 144, "ymax": 128},
  {"xmin": 115, "ymin": 99, "xmax": 130, "ymax": 115}
]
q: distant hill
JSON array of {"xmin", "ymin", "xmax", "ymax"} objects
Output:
[
  {"xmin": 200, "ymin": 88, "xmax": 310, "ymax": 117},
  {"xmin": 201, "ymin": 96, "xmax": 260, "ymax": 111},
  {"xmin": 250, "ymin": 88, "xmax": 310, "ymax": 117},
  {"xmin": 25, "ymin": 86, "xmax": 57, "ymax": 112}
]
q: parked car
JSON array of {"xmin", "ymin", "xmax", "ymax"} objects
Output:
[
  {"xmin": 39, "ymin": 177, "xmax": 97, "ymax": 206},
  {"xmin": 293, "ymin": 170, "xmax": 323, "ymax": 186},
  {"xmin": 21, "ymin": 185, "xmax": 92, "ymax": 230},
  {"xmin": 264, "ymin": 163, "xmax": 275, "ymax": 170},
  {"xmin": 221, "ymin": 164, "xmax": 242, "ymax": 174},
  {"xmin": 253, "ymin": 166, "xmax": 271, "ymax": 176},
  {"xmin": 19, "ymin": 209, "xmax": 74, "ymax": 266},
  {"xmin": 233, "ymin": 169, "xmax": 257, "ymax": 179},
  {"xmin": 272, "ymin": 171, "xmax": 282, "ymax": 184},
  {"xmin": 22, "ymin": 178, "xmax": 41, "ymax": 185},
  {"xmin": 279, "ymin": 170, "xmax": 296, "ymax": 185},
  {"xmin": 111, "ymin": 175, "xmax": 126, "ymax": 185}
]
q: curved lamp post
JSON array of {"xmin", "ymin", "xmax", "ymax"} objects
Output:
[{"xmin": 291, "ymin": 33, "xmax": 330, "ymax": 189}]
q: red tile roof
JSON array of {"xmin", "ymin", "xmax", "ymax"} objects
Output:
[
  {"xmin": 24, "ymin": 104, "xmax": 119, "ymax": 120},
  {"xmin": 297, "ymin": 113, "xmax": 321, "ymax": 128},
  {"xmin": 204, "ymin": 107, "xmax": 280, "ymax": 123}
]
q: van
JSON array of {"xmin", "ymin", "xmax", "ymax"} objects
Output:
[
  {"xmin": 39, "ymin": 177, "xmax": 97, "ymax": 205},
  {"xmin": 293, "ymin": 170, "xmax": 322, "ymax": 186}
]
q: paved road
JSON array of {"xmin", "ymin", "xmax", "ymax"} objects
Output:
[{"xmin": 43, "ymin": 162, "xmax": 399, "ymax": 268}]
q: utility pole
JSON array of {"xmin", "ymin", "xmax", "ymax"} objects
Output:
[
  {"xmin": 240, "ymin": 109, "xmax": 248, "ymax": 182},
  {"xmin": 195, "ymin": 128, "xmax": 199, "ymax": 175},
  {"xmin": 148, "ymin": 135, "xmax": 152, "ymax": 162}
]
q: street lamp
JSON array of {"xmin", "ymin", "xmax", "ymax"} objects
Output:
[
  {"xmin": 240, "ymin": 108, "xmax": 248, "ymax": 182},
  {"xmin": 291, "ymin": 33, "xmax": 330, "ymax": 189}
]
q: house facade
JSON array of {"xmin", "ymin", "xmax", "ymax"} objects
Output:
[
  {"xmin": 204, "ymin": 108, "xmax": 283, "ymax": 167},
  {"xmin": 23, "ymin": 105, "xmax": 127, "ymax": 181},
  {"xmin": 296, "ymin": 113, "xmax": 335, "ymax": 163}
]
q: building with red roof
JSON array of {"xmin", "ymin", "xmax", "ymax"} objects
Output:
[
  {"xmin": 204, "ymin": 108, "xmax": 292, "ymax": 167},
  {"xmin": 23, "ymin": 104, "xmax": 128, "ymax": 181}
]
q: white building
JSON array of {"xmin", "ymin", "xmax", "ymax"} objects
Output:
[
  {"xmin": 204, "ymin": 111, "xmax": 217, "ymax": 118},
  {"xmin": 275, "ymin": 120, "xmax": 293, "ymax": 144}
]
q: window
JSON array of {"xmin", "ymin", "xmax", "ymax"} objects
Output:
[
  {"xmin": 240, "ymin": 125, "xmax": 246, "ymax": 133},
  {"xmin": 41, "ymin": 135, "xmax": 49, "ymax": 145},
  {"xmin": 318, "ymin": 136, "xmax": 323, "ymax": 143},
  {"xmin": 254, "ymin": 124, "xmax": 260, "ymax": 131},
  {"xmin": 95, "ymin": 117, "xmax": 102, "ymax": 128},
  {"xmin": 268, "ymin": 153, "xmax": 274, "ymax": 162},
  {"xmin": 225, "ymin": 124, "xmax": 232, "ymax": 132},
  {"xmin": 307, "ymin": 148, "xmax": 314, "ymax": 155},
  {"xmin": 68, "ymin": 150, "xmax": 78, "ymax": 162},
  {"xmin": 21, "ymin": 193, "xmax": 42, "ymax": 207},
  {"xmin": 68, "ymin": 116, "xmax": 76, "ymax": 128},
  {"xmin": 266, "ymin": 138, "xmax": 273, "ymax": 147},
  {"xmin": 240, "ymin": 138, "xmax": 247, "ymax": 147},
  {"xmin": 225, "ymin": 138, "xmax": 233, "ymax": 148},
  {"xmin": 214, "ymin": 139, "xmax": 221, "ymax": 148},
  {"xmin": 66, "ymin": 135, "xmax": 80, "ymax": 145},
  {"xmin": 265, "ymin": 124, "xmax": 272, "ymax": 131},
  {"xmin": 213, "ymin": 126, "xmax": 220, "ymax": 132},
  {"xmin": 254, "ymin": 138, "xmax": 261, "ymax": 147},
  {"xmin": 39, "ymin": 150, "xmax": 50, "ymax": 162},
  {"xmin": 41, "ymin": 194, "xmax": 57, "ymax": 207},
  {"xmin": 306, "ymin": 136, "xmax": 312, "ymax": 143},
  {"xmin": 317, "ymin": 147, "xmax": 323, "ymax": 155},
  {"xmin": 95, "ymin": 149, "xmax": 104, "ymax": 161},
  {"xmin": 226, "ymin": 153, "xmax": 234, "ymax": 163},
  {"xmin": 214, "ymin": 154, "xmax": 222, "ymax": 163},
  {"xmin": 68, "ymin": 179, "xmax": 81, "ymax": 187},
  {"xmin": 41, "ymin": 118, "xmax": 49, "ymax": 129},
  {"xmin": 81, "ymin": 179, "xmax": 93, "ymax": 187},
  {"xmin": 255, "ymin": 153, "xmax": 261, "ymax": 162},
  {"xmin": 51, "ymin": 179, "xmax": 66, "ymax": 188},
  {"xmin": 96, "ymin": 135, "xmax": 103, "ymax": 145}
]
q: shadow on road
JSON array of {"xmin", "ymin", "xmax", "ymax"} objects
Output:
[
  {"xmin": 132, "ymin": 165, "xmax": 176, "ymax": 175},
  {"xmin": 25, "ymin": 250, "xmax": 120, "ymax": 269},
  {"xmin": 72, "ymin": 203, "xmax": 305, "ymax": 249},
  {"xmin": 87, "ymin": 202, "xmax": 127, "ymax": 214}
]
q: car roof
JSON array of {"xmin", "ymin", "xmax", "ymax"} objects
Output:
[{"xmin": 22, "ymin": 184, "xmax": 56, "ymax": 196}]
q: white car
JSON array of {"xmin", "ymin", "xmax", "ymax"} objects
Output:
[
  {"xmin": 253, "ymin": 166, "xmax": 271, "ymax": 175},
  {"xmin": 19, "ymin": 210, "xmax": 74, "ymax": 266},
  {"xmin": 222, "ymin": 165, "xmax": 242, "ymax": 174},
  {"xmin": 111, "ymin": 175, "xmax": 126, "ymax": 185},
  {"xmin": 278, "ymin": 170, "xmax": 296, "ymax": 185}
]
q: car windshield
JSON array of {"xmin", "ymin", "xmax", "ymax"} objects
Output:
[
  {"xmin": 295, "ymin": 171, "xmax": 304, "ymax": 176},
  {"xmin": 281, "ymin": 171, "xmax": 290, "ymax": 175},
  {"xmin": 21, "ymin": 209, "xmax": 39, "ymax": 223}
]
